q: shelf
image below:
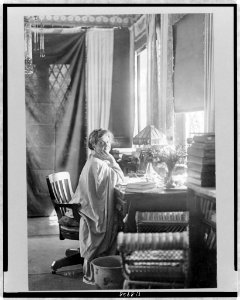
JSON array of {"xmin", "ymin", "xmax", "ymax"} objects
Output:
[
  {"xmin": 187, "ymin": 183, "xmax": 216, "ymax": 198},
  {"xmin": 201, "ymin": 218, "xmax": 216, "ymax": 230}
]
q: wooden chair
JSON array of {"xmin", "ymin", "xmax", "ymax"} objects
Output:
[{"xmin": 46, "ymin": 171, "xmax": 84, "ymax": 273}]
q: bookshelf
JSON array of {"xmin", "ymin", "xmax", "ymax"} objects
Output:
[{"xmin": 187, "ymin": 183, "xmax": 216, "ymax": 288}]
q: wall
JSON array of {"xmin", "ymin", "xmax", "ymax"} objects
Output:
[{"xmin": 109, "ymin": 28, "xmax": 132, "ymax": 147}]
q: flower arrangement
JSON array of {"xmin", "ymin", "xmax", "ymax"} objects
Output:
[
  {"xmin": 142, "ymin": 145, "xmax": 187, "ymax": 187},
  {"xmin": 144, "ymin": 145, "xmax": 186, "ymax": 166}
]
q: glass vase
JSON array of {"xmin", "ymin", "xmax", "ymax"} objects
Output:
[{"xmin": 165, "ymin": 167, "xmax": 175, "ymax": 188}]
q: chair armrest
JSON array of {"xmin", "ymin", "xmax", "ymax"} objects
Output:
[{"xmin": 54, "ymin": 202, "xmax": 81, "ymax": 222}]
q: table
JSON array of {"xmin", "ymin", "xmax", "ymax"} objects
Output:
[{"xmin": 114, "ymin": 185, "xmax": 187, "ymax": 232}]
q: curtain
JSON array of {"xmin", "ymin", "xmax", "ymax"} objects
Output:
[
  {"xmin": 156, "ymin": 14, "xmax": 175, "ymax": 143},
  {"xmin": 129, "ymin": 26, "xmax": 136, "ymax": 137},
  {"xmin": 133, "ymin": 15, "xmax": 147, "ymax": 51},
  {"xmin": 159, "ymin": 14, "xmax": 168, "ymax": 135},
  {"xmin": 166, "ymin": 16, "xmax": 175, "ymax": 143},
  {"xmin": 146, "ymin": 14, "xmax": 160, "ymax": 129},
  {"xmin": 86, "ymin": 29, "xmax": 114, "ymax": 136},
  {"xmin": 26, "ymin": 32, "xmax": 87, "ymax": 216},
  {"xmin": 204, "ymin": 14, "xmax": 215, "ymax": 132}
]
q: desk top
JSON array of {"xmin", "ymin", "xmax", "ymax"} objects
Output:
[
  {"xmin": 114, "ymin": 183, "xmax": 188, "ymax": 233},
  {"xmin": 116, "ymin": 175, "xmax": 187, "ymax": 195},
  {"xmin": 186, "ymin": 183, "xmax": 216, "ymax": 198},
  {"xmin": 115, "ymin": 184, "xmax": 187, "ymax": 196}
]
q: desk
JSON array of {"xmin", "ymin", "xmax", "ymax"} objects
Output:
[{"xmin": 114, "ymin": 185, "xmax": 187, "ymax": 232}]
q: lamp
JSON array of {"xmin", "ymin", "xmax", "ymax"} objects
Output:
[
  {"xmin": 24, "ymin": 16, "xmax": 45, "ymax": 75},
  {"xmin": 133, "ymin": 125, "xmax": 167, "ymax": 177},
  {"xmin": 133, "ymin": 125, "xmax": 167, "ymax": 146}
]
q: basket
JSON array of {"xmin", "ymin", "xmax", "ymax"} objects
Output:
[{"xmin": 92, "ymin": 255, "xmax": 124, "ymax": 290}]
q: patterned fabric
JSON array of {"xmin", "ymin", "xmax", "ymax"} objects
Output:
[{"xmin": 26, "ymin": 32, "xmax": 87, "ymax": 216}]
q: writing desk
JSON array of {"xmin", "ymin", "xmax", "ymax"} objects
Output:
[{"xmin": 114, "ymin": 185, "xmax": 187, "ymax": 232}]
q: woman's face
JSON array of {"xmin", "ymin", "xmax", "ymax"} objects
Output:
[{"xmin": 94, "ymin": 133, "xmax": 111, "ymax": 153}]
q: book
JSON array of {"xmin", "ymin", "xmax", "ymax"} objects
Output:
[
  {"xmin": 190, "ymin": 142, "xmax": 215, "ymax": 150},
  {"xmin": 187, "ymin": 147, "xmax": 215, "ymax": 158},
  {"xmin": 188, "ymin": 169, "xmax": 215, "ymax": 180},
  {"xmin": 187, "ymin": 162, "xmax": 215, "ymax": 172},
  {"xmin": 193, "ymin": 133, "xmax": 215, "ymax": 144},
  {"xmin": 187, "ymin": 176, "xmax": 215, "ymax": 187},
  {"xmin": 187, "ymin": 155, "xmax": 215, "ymax": 165}
]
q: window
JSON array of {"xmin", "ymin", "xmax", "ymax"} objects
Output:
[
  {"xmin": 134, "ymin": 47, "xmax": 147, "ymax": 136},
  {"xmin": 175, "ymin": 111, "xmax": 204, "ymax": 146},
  {"xmin": 185, "ymin": 111, "xmax": 204, "ymax": 140}
]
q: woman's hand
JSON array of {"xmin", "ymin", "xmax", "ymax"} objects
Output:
[{"xmin": 95, "ymin": 150, "xmax": 115, "ymax": 165}]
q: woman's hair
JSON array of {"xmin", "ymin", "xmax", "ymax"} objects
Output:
[{"xmin": 88, "ymin": 129, "xmax": 114, "ymax": 150}]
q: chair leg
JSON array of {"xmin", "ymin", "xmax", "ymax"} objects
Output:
[
  {"xmin": 51, "ymin": 253, "xmax": 84, "ymax": 274},
  {"xmin": 123, "ymin": 280, "xmax": 129, "ymax": 289}
]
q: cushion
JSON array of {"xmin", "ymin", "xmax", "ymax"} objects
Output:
[{"xmin": 58, "ymin": 216, "xmax": 79, "ymax": 227}]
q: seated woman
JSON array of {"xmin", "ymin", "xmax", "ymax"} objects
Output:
[{"xmin": 70, "ymin": 129, "xmax": 124, "ymax": 285}]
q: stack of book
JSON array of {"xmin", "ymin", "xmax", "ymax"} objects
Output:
[{"xmin": 187, "ymin": 133, "xmax": 215, "ymax": 187}]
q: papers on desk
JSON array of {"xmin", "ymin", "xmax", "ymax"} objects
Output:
[
  {"xmin": 121, "ymin": 175, "xmax": 165, "ymax": 193},
  {"xmin": 125, "ymin": 180, "xmax": 157, "ymax": 193}
]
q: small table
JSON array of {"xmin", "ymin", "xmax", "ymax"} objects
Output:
[{"xmin": 114, "ymin": 185, "xmax": 187, "ymax": 232}]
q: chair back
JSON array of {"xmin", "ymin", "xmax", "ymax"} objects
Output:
[
  {"xmin": 46, "ymin": 171, "xmax": 74, "ymax": 220},
  {"xmin": 48, "ymin": 172, "xmax": 74, "ymax": 202}
]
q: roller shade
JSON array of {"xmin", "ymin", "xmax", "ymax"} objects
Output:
[{"xmin": 173, "ymin": 14, "xmax": 205, "ymax": 112}]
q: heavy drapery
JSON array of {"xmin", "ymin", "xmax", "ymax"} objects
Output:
[
  {"xmin": 26, "ymin": 32, "xmax": 87, "ymax": 216},
  {"xmin": 86, "ymin": 29, "xmax": 114, "ymax": 136},
  {"xmin": 204, "ymin": 14, "xmax": 215, "ymax": 132}
]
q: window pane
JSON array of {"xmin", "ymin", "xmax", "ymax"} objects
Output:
[
  {"xmin": 175, "ymin": 111, "xmax": 204, "ymax": 145},
  {"xmin": 185, "ymin": 111, "xmax": 204, "ymax": 140}
]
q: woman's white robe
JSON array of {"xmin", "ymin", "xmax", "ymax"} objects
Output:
[{"xmin": 71, "ymin": 154, "xmax": 124, "ymax": 261}]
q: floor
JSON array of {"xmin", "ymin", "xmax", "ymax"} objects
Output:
[
  {"xmin": 28, "ymin": 216, "xmax": 97, "ymax": 291},
  {"xmin": 28, "ymin": 215, "xmax": 219, "ymax": 292}
]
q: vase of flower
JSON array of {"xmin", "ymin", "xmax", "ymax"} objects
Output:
[
  {"xmin": 141, "ymin": 144, "xmax": 187, "ymax": 188},
  {"xmin": 156, "ymin": 145, "xmax": 186, "ymax": 188},
  {"xmin": 165, "ymin": 166, "xmax": 175, "ymax": 188}
]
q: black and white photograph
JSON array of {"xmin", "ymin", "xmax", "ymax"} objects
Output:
[{"xmin": 3, "ymin": 2, "xmax": 238, "ymax": 297}]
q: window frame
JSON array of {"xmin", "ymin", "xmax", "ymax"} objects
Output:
[{"xmin": 135, "ymin": 44, "xmax": 147, "ymax": 135}]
